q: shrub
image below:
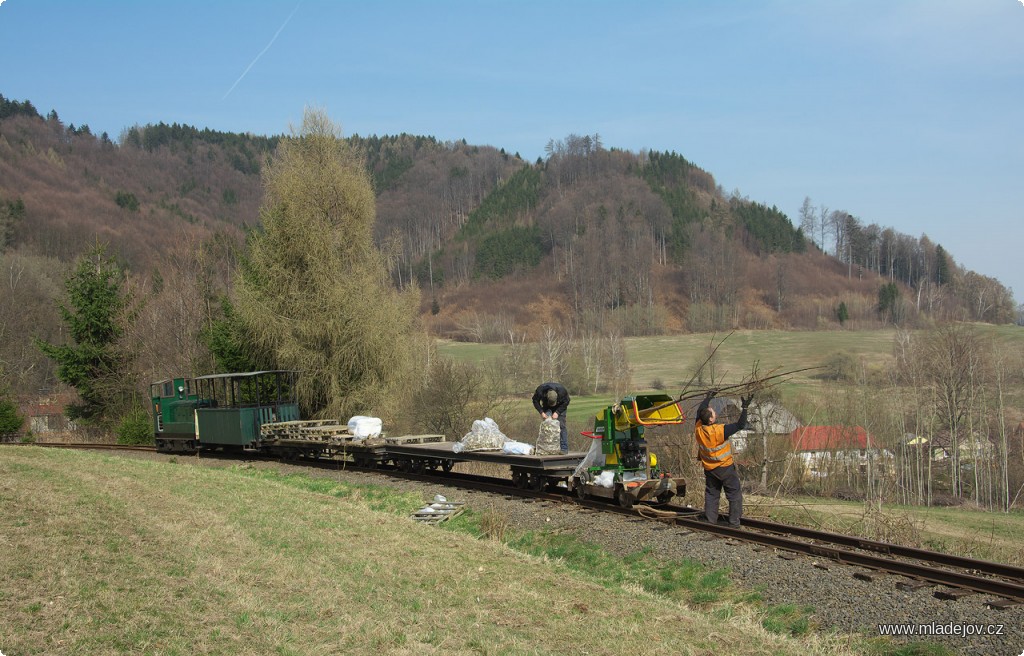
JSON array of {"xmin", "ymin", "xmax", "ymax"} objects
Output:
[
  {"xmin": 0, "ymin": 396, "xmax": 25, "ymax": 438},
  {"xmin": 115, "ymin": 190, "xmax": 140, "ymax": 212},
  {"xmin": 821, "ymin": 352, "xmax": 858, "ymax": 382},
  {"xmin": 116, "ymin": 406, "xmax": 153, "ymax": 445}
]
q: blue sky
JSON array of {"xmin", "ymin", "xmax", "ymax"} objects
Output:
[{"xmin": 2, "ymin": 0, "xmax": 1022, "ymax": 304}]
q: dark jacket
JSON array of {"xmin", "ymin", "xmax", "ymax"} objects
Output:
[{"xmin": 532, "ymin": 382, "xmax": 570, "ymax": 417}]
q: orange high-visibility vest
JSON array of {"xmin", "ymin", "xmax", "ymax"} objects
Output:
[{"xmin": 695, "ymin": 421, "xmax": 734, "ymax": 470}]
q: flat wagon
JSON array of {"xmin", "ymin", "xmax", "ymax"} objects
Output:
[{"xmin": 382, "ymin": 441, "xmax": 587, "ymax": 491}]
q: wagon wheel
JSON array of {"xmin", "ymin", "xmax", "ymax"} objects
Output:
[
  {"xmin": 396, "ymin": 459, "xmax": 412, "ymax": 473},
  {"xmin": 574, "ymin": 478, "xmax": 589, "ymax": 501},
  {"xmin": 615, "ymin": 485, "xmax": 634, "ymax": 509},
  {"xmin": 511, "ymin": 471, "xmax": 528, "ymax": 489},
  {"xmin": 527, "ymin": 473, "xmax": 545, "ymax": 492},
  {"xmin": 441, "ymin": 459, "xmax": 455, "ymax": 473},
  {"xmin": 410, "ymin": 460, "xmax": 426, "ymax": 474}
]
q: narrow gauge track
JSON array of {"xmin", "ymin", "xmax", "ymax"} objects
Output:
[
  {"xmin": 667, "ymin": 513, "xmax": 1024, "ymax": 606},
  {"xmin": 21, "ymin": 442, "xmax": 158, "ymax": 453},
  {"xmin": 345, "ymin": 462, "xmax": 1024, "ymax": 605},
  {"xmin": 15, "ymin": 441, "xmax": 1024, "ymax": 604},
  {"xmin": 287, "ymin": 452, "xmax": 1024, "ymax": 605}
]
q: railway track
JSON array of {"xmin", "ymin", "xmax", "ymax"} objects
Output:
[
  {"xmin": 14, "ymin": 441, "xmax": 1024, "ymax": 605},
  {"xmin": 356, "ymin": 465, "xmax": 1024, "ymax": 606},
  {"xmin": 23, "ymin": 442, "xmax": 158, "ymax": 452}
]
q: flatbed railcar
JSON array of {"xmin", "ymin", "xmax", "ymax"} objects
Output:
[{"xmin": 383, "ymin": 441, "xmax": 587, "ymax": 491}]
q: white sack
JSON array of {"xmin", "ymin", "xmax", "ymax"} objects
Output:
[
  {"xmin": 536, "ymin": 418, "xmax": 562, "ymax": 455},
  {"xmin": 347, "ymin": 415, "xmax": 383, "ymax": 439}
]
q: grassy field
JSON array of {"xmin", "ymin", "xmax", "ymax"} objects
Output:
[
  {"xmin": 439, "ymin": 325, "xmax": 1024, "ymax": 435},
  {"xmin": 439, "ymin": 325, "xmax": 1024, "ymax": 398},
  {"xmin": 1, "ymin": 447, "xmax": 935, "ymax": 656},
  {"xmin": 438, "ymin": 328, "xmax": 902, "ymax": 404},
  {"xmin": 438, "ymin": 329, "xmax": 902, "ymax": 444}
]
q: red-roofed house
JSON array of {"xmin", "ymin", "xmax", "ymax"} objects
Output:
[{"xmin": 789, "ymin": 426, "xmax": 891, "ymax": 479}]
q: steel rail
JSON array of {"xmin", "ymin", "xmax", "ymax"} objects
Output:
[
  {"xmin": 670, "ymin": 516, "xmax": 1024, "ymax": 602},
  {"xmin": 730, "ymin": 515, "xmax": 1024, "ymax": 582},
  {"xmin": 12, "ymin": 442, "xmax": 157, "ymax": 452}
]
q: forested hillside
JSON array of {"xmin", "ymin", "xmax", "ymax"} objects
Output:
[{"xmin": 0, "ymin": 94, "xmax": 1017, "ymax": 406}]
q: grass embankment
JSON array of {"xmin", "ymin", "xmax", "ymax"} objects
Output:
[{"xmin": 0, "ymin": 448, "xmax": 935, "ymax": 656}]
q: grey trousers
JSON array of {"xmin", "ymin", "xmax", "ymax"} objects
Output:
[{"xmin": 704, "ymin": 464, "xmax": 743, "ymax": 526}]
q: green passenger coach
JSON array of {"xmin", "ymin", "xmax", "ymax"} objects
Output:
[{"xmin": 151, "ymin": 370, "xmax": 300, "ymax": 452}]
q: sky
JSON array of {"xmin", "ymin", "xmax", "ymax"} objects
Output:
[{"xmin": 1, "ymin": 0, "xmax": 1022, "ymax": 304}]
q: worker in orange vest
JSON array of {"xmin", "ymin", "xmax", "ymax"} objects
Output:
[{"xmin": 695, "ymin": 390, "xmax": 752, "ymax": 526}]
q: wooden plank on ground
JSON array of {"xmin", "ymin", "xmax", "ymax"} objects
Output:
[{"xmin": 411, "ymin": 501, "xmax": 465, "ymax": 525}]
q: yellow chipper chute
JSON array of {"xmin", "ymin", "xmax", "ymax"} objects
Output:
[{"xmin": 573, "ymin": 394, "xmax": 686, "ymax": 508}]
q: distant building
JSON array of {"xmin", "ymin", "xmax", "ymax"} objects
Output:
[
  {"xmin": 18, "ymin": 393, "xmax": 78, "ymax": 437},
  {"xmin": 720, "ymin": 398, "xmax": 801, "ymax": 454},
  {"xmin": 789, "ymin": 425, "xmax": 891, "ymax": 479},
  {"xmin": 899, "ymin": 432, "xmax": 994, "ymax": 462}
]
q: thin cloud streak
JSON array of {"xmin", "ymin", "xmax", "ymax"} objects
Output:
[{"xmin": 223, "ymin": 2, "xmax": 301, "ymax": 101}]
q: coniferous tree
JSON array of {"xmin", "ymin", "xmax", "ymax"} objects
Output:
[
  {"xmin": 0, "ymin": 197, "xmax": 25, "ymax": 252},
  {"xmin": 0, "ymin": 388, "xmax": 25, "ymax": 438},
  {"xmin": 200, "ymin": 298, "xmax": 267, "ymax": 373},
  {"xmin": 878, "ymin": 282, "xmax": 900, "ymax": 323},
  {"xmin": 935, "ymin": 244, "xmax": 951, "ymax": 286},
  {"xmin": 35, "ymin": 244, "xmax": 134, "ymax": 421},
  {"xmin": 837, "ymin": 301, "xmax": 849, "ymax": 325}
]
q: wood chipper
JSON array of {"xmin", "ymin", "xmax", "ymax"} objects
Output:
[{"xmin": 572, "ymin": 393, "xmax": 686, "ymax": 508}]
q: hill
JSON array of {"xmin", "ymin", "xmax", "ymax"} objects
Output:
[{"xmin": 0, "ymin": 94, "xmax": 1017, "ymax": 399}]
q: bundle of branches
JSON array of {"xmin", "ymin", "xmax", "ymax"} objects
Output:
[{"xmin": 651, "ymin": 332, "xmax": 822, "ymax": 415}]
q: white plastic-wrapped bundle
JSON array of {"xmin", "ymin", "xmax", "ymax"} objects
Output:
[
  {"xmin": 502, "ymin": 440, "xmax": 534, "ymax": 455},
  {"xmin": 536, "ymin": 418, "xmax": 562, "ymax": 455},
  {"xmin": 572, "ymin": 436, "xmax": 605, "ymax": 480},
  {"xmin": 347, "ymin": 415, "xmax": 383, "ymax": 439},
  {"xmin": 458, "ymin": 417, "xmax": 508, "ymax": 451}
]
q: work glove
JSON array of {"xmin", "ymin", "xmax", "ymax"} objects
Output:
[{"xmin": 741, "ymin": 393, "xmax": 754, "ymax": 409}]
